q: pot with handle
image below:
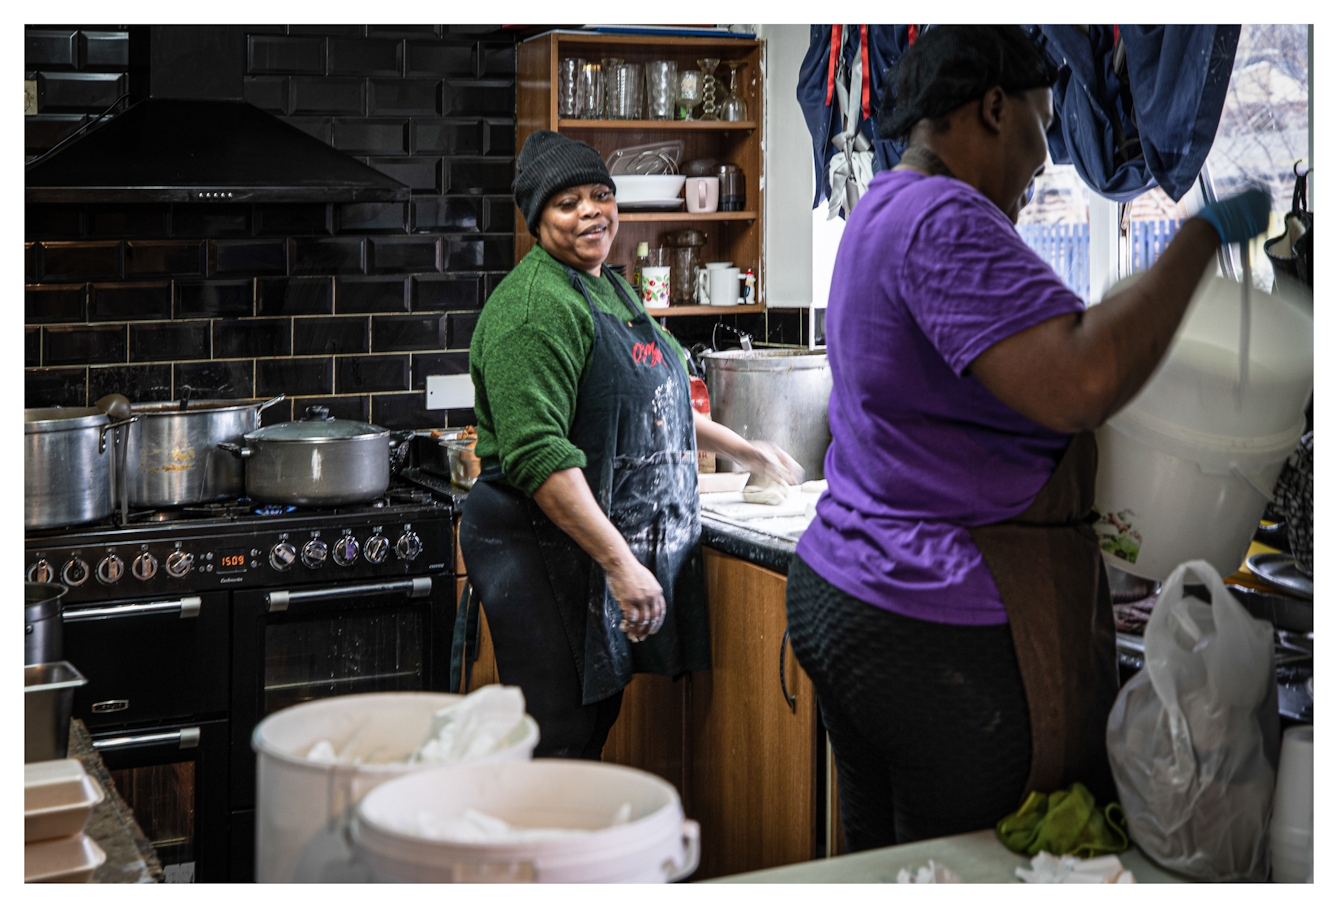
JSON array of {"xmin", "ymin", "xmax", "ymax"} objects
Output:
[
  {"xmin": 24, "ymin": 408, "xmax": 137, "ymax": 530},
  {"xmin": 125, "ymin": 396, "xmax": 285, "ymax": 507},
  {"xmin": 219, "ymin": 406, "xmax": 406, "ymax": 506}
]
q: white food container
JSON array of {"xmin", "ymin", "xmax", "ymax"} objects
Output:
[
  {"xmin": 25, "ymin": 833, "xmax": 107, "ymax": 883},
  {"xmin": 25, "ymin": 759, "xmax": 104, "ymax": 842}
]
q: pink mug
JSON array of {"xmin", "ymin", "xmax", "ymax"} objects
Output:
[{"xmin": 685, "ymin": 176, "xmax": 719, "ymax": 213}]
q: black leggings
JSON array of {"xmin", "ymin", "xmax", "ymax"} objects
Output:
[
  {"xmin": 786, "ymin": 553, "xmax": 1033, "ymax": 851},
  {"xmin": 459, "ymin": 480, "xmax": 623, "ymax": 760}
]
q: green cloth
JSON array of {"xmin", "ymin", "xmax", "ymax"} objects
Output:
[
  {"xmin": 469, "ymin": 244, "xmax": 689, "ymax": 496},
  {"xmin": 996, "ymin": 782, "xmax": 1129, "ymax": 859}
]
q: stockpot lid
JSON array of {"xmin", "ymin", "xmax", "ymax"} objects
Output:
[
  {"xmin": 24, "ymin": 407, "xmax": 109, "ymax": 434},
  {"xmin": 26, "ymin": 583, "xmax": 68, "ymax": 623},
  {"xmin": 246, "ymin": 406, "xmax": 386, "ymax": 442}
]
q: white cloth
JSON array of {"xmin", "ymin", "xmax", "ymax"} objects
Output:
[
  {"xmin": 895, "ymin": 860, "xmax": 963, "ymax": 883},
  {"xmin": 1015, "ymin": 852, "xmax": 1137, "ymax": 883},
  {"xmin": 411, "ymin": 685, "xmax": 527, "ymax": 763}
]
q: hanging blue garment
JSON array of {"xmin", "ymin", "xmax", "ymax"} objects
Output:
[
  {"xmin": 1120, "ymin": 25, "xmax": 1240, "ymax": 201},
  {"xmin": 796, "ymin": 25, "xmax": 920, "ymax": 210},
  {"xmin": 1040, "ymin": 25, "xmax": 1156, "ymax": 202},
  {"xmin": 1038, "ymin": 24, "xmax": 1239, "ymax": 202}
]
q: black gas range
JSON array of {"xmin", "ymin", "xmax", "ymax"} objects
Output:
[{"xmin": 25, "ymin": 480, "xmax": 460, "ymax": 883}]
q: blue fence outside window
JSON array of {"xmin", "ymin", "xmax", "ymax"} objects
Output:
[{"xmin": 1017, "ymin": 219, "xmax": 1184, "ymax": 304}]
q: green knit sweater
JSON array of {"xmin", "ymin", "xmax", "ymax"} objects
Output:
[{"xmin": 470, "ymin": 245, "xmax": 689, "ymax": 495}]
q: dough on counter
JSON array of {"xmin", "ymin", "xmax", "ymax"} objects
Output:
[
  {"xmin": 742, "ymin": 476, "xmax": 790, "ymax": 506},
  {"xmin": 800, "ymin": 479, "xmax": 828, "ymax": 495}
]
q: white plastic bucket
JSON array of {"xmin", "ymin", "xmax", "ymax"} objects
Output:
[
  {"xmin": 252, "ymin": 691, "xmax": 539, "ymax": 883},
  {"xmin": 352, "ymin": 760, "xmax": 701, "ymax": 883},
  {"xmin": 1093, "ymin": 272, "xmax": 1312, "ymax": 582}
]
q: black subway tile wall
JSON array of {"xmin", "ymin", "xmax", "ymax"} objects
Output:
[{"xmin": 25, "ymin": 24, "xmax": 515, "ymax": 429}]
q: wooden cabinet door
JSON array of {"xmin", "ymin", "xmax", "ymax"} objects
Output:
[{"xmin": 688, "ymin": 548, "xmax": 821, "ymax": 879}]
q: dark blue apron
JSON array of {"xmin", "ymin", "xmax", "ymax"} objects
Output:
[{"xmin": 491, "ymin": 267, "xmax": 711, "ymax": 705}]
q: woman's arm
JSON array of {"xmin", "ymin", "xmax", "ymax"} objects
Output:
[
  {"xmin": 694, "ymin": 412, "xmax": 804, "ymax": 484},
  {"xmin": 532, "ymin": 467, "xmax": 664, "ymax": 641},
  {"xmin": 969, "ymin": 190, "xmax": 1270, "ymax": 433}
]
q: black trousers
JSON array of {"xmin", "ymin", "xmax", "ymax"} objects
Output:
[
  {"xmin": 459, "ymin": 479, "xmax": 623, "ymax": 760},
  {"xmin": 786, "ymin": 553, "xmax": 1033, "ymax": 851}
]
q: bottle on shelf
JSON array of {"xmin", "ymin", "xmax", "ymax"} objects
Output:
[
  {"xmin": 633, "ymin": 242, "xmax": 650, "ymax": 294},
  {"xmin": 743, "ymin": 268, "xmax": 756, "ymax": 304}
]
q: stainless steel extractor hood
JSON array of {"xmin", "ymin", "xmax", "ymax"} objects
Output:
[{"xmin": 25, "ymin": 98, "xmax": 410, "ymax": 205}]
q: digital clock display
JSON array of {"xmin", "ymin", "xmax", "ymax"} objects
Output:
[{"xmin": 217, "ymin": 549, "xmax": 248, "ymax": 572}]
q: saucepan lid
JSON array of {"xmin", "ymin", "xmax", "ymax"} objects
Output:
[{"xmin": 246, "ymin": 406, "xmax": 387, "ymax": 442}]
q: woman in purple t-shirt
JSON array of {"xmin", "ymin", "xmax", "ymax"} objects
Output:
[{"xmin": 787, "ymin": 26, "xmax": 1271, "ymax": 851}]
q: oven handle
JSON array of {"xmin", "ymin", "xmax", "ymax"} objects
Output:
[
  {"xmin": 266, "ymin": 577, "xmax": 432, "ymax": 612},
  {"xmin": 92, "ymin": 727, "xmax": 201, "ymax": 751},
  {"xmin": 63, "ymin": 596, "xmax": 202, "ymax": 623}
]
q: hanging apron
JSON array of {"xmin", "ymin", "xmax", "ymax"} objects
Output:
[
  {"xmin": 968, "ymin": 431, "xmax": 1120, "ymax": 805},
  {"xmin": 517, "ymin": 267, "xmax": 711, "ymax": 706}
]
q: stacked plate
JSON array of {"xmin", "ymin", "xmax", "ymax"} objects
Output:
[{"xmin": 25, "ymin": 759, "xmax": 107, "ymax": 883}]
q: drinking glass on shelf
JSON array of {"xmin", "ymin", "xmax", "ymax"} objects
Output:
[
  {"xmin": 645, "ymin": 60, "xmax": 677, "ymax": 120},
  {"xmin": 677, "ymin": 68, "xmax": 702, "ymax": 121},
  {"xmin": 558, "ymin": 58, "xmax": 585, "ymax": 119},
  {"xmin": 696, "ymin": 58, "xmax": 721, "ymax": 121},
  {"xmin": 601, "ymin": 58, "xmax": 622, "ymax": 119},
  {"xmin": 721, "ymin": 59, "xmax": 748, "ymax": 121},
  {"xmin": 611, "ymin": 62, "xmax": 644, "ymax": 120},
  {"xmin": 578, "ymin": 63, "xmax": 603, "ymax": 120}
]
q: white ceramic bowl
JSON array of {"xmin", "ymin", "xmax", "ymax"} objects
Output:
[{"xmin": 613, "ymin": 174, "xmax": 686, "ymax": 204}]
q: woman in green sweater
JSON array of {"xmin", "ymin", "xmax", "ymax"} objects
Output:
[{"xmin": 461, "ymin": 131, "xmax": 800, "ymax": 758}]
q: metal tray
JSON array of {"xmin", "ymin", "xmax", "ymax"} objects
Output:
[{"xmin": 1247, "ymin": 553, "xmax": 1313, "ymax": 599}]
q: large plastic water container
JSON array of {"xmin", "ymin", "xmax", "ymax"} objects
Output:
[
  {"xmin": 1094, "ymin": 271, "xmax": 1312, "ymax": 581},
  {"xmin": 352, "ymin": 760, "xmax": 701, "ymax": 883},
  {"xmin": 252, "ymin": 691, "xmax": 539, "ymax": 883}
]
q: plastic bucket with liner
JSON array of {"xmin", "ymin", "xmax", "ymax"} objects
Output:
[
  {"xmin": 251, "ymin": 691, "xmax": 539, "ymax": 883},
  {"xmin": 352, "ymin": 760, "xmax": 701, "ymax": 883},
  {"xmin": 1093, "ymin": 271, "xmax": 1312, "ymax": 582}
]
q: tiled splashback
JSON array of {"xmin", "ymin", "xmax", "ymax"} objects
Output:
[{"xmin": 24, "ymin": 25, "xmax": 515, "ymax": 429}]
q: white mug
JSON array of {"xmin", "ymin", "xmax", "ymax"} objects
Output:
[
  {"xmin": 685, "ymin": 176, "xmax": 719, "ymax": 213},
  {"xmin": 697, "ymin": 266, "xmax": 742, "ymax": 306},
  {"xmin": 642, "ymin": 266, "xmax": 671, "ymax": 308}
]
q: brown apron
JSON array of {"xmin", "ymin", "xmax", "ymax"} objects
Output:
[{"xmin": 968, "ymin": 430, "xmax": 1120, "ymax": 805}]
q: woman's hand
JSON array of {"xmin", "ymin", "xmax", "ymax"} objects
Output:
[
  {"xmin": 533, "ymin": 467, "xmax": 667, "ymax": 643},
  {"xmin": 740, "ymin": 440, "xmax": 805, "ymax": 486},
  {"xmin": 693, "ymin": 413, "xmax": 805, "ymax": 485},
  {"xmin": 605, "ymin": 555, "xmax": 666, "ymax": 642}
]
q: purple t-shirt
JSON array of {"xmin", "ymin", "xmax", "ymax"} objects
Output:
[{"xmin": 797, "ymin": 169, "xmax": 1084, "ymax": 625}]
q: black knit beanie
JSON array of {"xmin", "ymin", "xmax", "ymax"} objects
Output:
[{"xmin": 513, "ymin": 131, "xmax": 614, "ymax": 236}]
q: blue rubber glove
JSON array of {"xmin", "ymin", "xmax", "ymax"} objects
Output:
[{"xmin": 1196, "ymin": 187, "xmax": 1272, "ymax": 244}]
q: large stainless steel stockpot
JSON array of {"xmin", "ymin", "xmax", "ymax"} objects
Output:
[
  {"xmin": 219, "ymin": 406, "xmax": 398, "ymax": 506},
  {"xmin": 25, "ymin": 583, "xmax": 68, "ymax": 666},
  {"xmin": 126, "ymin": 396, "xmax": 284, "ymax": 507},
  {"xmin": 24, "ymin": 408, "xmax": 131, "ymax": 529},
  {"xmin": 701, "ymin": 349, "xmax": 833, "ymax": 480}
]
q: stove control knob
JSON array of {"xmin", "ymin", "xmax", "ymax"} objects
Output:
[
  {"xmin": 96, "ymin": 555, "xmax": 125, "ymax": 585},
  {"xmin": 26, "ymin": 559, "xmax": 54, "ymax": 584},
  {"xmin": 166, "ymin": 551, "xmax": 195, "ymax": 578},
  {"xmin": 131, "ymin": 552, "xmax": 158, "ymax": 582},
  {"xmin": 61, "ymin": 557, "xmax": 90, "ymax": 587},
  {"xmin": 396, "ymin": 531, "xmax": 422, "ymax": 562},
  {"xmin": 302, "ymin": 539, "xmax": 328, "ymax": 569},
  {"xmin": 333, "ymin": 535, "xmax": 360, "ymax": 567},
  {"xmin": 364, "ymin": 534, "xmax": 390, "ymax": 565},
  {"xmin": 269, "ymin": 543, "xmax": 296, "ymax": 572}
]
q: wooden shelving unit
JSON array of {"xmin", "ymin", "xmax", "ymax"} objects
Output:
[{"xmin": 517, "ymin": 31, "xmax": 765, "ymax": 306}]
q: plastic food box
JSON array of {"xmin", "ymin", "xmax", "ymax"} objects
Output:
[
  {"xmin": 26, "ymin": 759, "xmax": 105, "ymax": 843},
  {"xmin": 24, "ymin": 833, "xmax": 107, "ymax": 883}
]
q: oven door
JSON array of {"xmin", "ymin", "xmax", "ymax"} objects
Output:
[
  {"xmin": 63, "ymin": 591, "xmax": 230, "ymax": 730},
  {"xmin": 92, "ymin": 718, "xmax": 230, "ymax": 883},
  {"xmin": 229, "ymin": 575, "xmax": 454, "ymax": 811}
]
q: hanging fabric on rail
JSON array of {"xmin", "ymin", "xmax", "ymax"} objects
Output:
[
  {"xmin": 1037, "ymin": 24, "xmax": 1240, "ymax": 202},
  {"xmin": 796, "ymin": 25, "xmax": 920, "ymax": 213}
]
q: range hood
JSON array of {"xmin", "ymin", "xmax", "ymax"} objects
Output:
[{"xmin": 26, "ymin": 99, "xmax": 410, "ymax": 205}]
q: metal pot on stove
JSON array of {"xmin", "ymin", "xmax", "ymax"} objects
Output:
[
  {"xmin": 25, "ymin": 582, "xmax": 68, "ymax": 665},
  {"xmin": 126, "ymin": 395, "xmax": 285, "ymax": 507},
  {"xmin": 24, "ymin": 407, "xmax": 135, "ymax": 529},
  {"xmin": 219, "ymin": 406, "xmax": 405, "ymax": 506}
]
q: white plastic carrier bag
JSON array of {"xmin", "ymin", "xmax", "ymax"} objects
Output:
[{"xmin": 1105, "ymin": 559, "xmax": 1280, "ymax": 881}]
